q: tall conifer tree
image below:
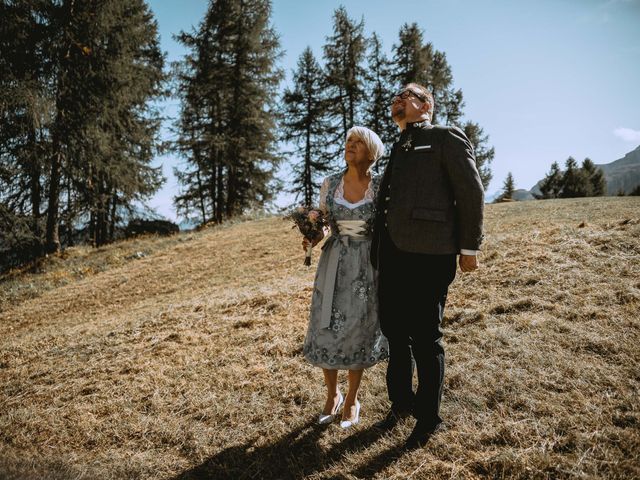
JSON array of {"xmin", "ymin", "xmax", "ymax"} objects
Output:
[
  {"xmin": 497, "ymin": 172, "xmax": 515, "ymax": 202},
  {"xmin": 582, "ymin": 158, "xmax": 606, "ymax": 196},
  {"xmin": 538, "ymin": 161, "xmax": 563, "ymax": 199},
  {"xmin": 174, "ymin": 0, "xmax": 283, "ymax": 223},
  {"xmin": 0, "ymin": 0, "xmax": 53, "ymax": 254},
  {"xmin": 2, "ymin": 0, "xmax": 165, "ymax": 254},
  {"xmin": 322, "ymin": 7, "xmax": 366, "ymax": 149},
  {"xmin": 560, "ymin": 157, "xmax": 590, "ymax": 198},
  {"xmin": 281, "ymin": 47, "xmax": 332, "ymax": 206},
  {"xmin": 463, "ymin": 121, "xmax": 494, "ymax": 189},
  {"xmin": 364, "ymin": 32, "xmax": 396, "ymax": 172},
  {"xmin": 391, "ymin": 22, "xmax": 493, "ymax": 189},
  {"xmin": 391, "ymin": 23, "xmax": 432, "ymax": 88}
]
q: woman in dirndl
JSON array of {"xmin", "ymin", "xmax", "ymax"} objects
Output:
[{"xmin": 302, "ymin": 126, "xmax": 388, "ymax": 428}]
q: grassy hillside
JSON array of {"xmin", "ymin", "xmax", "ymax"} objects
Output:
[{"xmin": 1, "ymin": 197, "xmax": 639, "ymax": 479}]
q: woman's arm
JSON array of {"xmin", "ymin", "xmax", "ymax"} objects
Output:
[{"xmin": 301, "ymin": 178, "xmax": 329, "ymax": 251}]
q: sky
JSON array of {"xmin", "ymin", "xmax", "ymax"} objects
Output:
[{"xmin": 146, "ymin": 0, "xmax": 640, "ymax": 220}]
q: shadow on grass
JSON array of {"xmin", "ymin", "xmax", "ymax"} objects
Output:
[{"xmin": 172, "ymin": 419, "xmax": 407, "ymax": 480}]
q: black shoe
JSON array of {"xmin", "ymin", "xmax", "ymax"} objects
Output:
[
  {"xmin": 404, "ymin": 421, "xmax": 445, "ymax": 450},
  {"xmin": 373, "ymin": 408, "xmax": 413, "ymax": 431}
]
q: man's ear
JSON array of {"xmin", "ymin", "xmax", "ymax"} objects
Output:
[{"xmin": 420, "ymin": 102, "xmax": 431, "ymax": 116}]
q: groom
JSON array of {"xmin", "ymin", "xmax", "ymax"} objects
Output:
[{"xmin": 371, "ymin": 83, "xmax": 484, "ymax": 449}]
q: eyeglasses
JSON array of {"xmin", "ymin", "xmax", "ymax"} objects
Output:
[{"xmin": 391, "ymin": 89, "xmax": 427, "ymax": 104}]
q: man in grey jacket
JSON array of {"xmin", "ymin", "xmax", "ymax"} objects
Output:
[{"xmin": 371, "ymin": 82, "xmax": 484, "ymax": 449}]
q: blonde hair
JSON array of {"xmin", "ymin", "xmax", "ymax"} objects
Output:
[{"xmin": 346, "ymin": 126, "xmax": 385, "ymax": 169}]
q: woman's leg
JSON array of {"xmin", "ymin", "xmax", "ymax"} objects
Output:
[
  {"xmin": 342, "ymin": 369, "xmax": 364, "ymax": 420},
  {"xmin": 322, "ymin": 368, "xmax": 341, "ymax": 415}
]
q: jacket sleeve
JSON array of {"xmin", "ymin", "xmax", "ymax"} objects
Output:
[{"xmin": 442, "ymin": 126, "xmax": 485, "ymax": 250}]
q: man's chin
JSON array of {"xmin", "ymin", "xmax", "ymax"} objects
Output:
[{"xmin": 392, "ymin": 110, "xmax": 405, "ymax": 121}]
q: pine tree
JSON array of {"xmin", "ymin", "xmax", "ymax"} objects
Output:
[
  {"xmin": 281, "ymin": 47, "xmax": 333, "ymax": 206},
  {"xmin": 560, "ymin": 157, "xmax": 590, "ymax": 198},
  {"xmin": 582, "ymin": 158, "xmax": 606, "ymax": 196},
  {"xmin": 322, "ymin": 7, "xmax": 366, "ymax": 147},
  {"xmin": 429, "ymin": 50, "xmax": 464, "ymax": 126},
  {"xmin": 390, "ymin": 22, "xmax": 493, "ymax": 187},
  {"xmin": 463, "ymin": 121, "xmax": 494, "ymax": 189},
  {"xmin": 174, "ymin": 0, "xmax": 283, "ymax": 222},
  {"xmin": 0, "ymin": 0, "xmax": 54, "ymax": 257},
  {"xmin": 391, "ymin": 23, "xmax": 432, "ymax": 88},
  {"xmin": 172, "ymin": 97, "xmax": 212, "ymax": 223},
  {"xmin": 86, "ymin": 1, "xmax": 166, "ymax": 246},
  {"xmin": 172, "ymin": 13, "xmax": 227, "ymax": 224},
  {"xmin": 496, "ymin": 172, "xmax": 515, "ymax": 202},
  {"xmin": 363, "ymin": 32, "xmax": 396, "ymax": 173},
  {"xmin": 45, "ymin": 0, "xmax": 166, "ymax": 248},
  {"xmin": 538, "ymin": 161, "xmax": 563, "ymax": 199},
  {"xmin": 225, "ymin": 0, "xmax": 283, "ymax": 216},
  {"xmin": 1, "ymin": 0, "xmax": 166, "ymax": 253}
]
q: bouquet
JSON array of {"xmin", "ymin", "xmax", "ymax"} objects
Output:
[{"xmin": 287, "ymin": 206, "xmax": 328, "ymax": 266}]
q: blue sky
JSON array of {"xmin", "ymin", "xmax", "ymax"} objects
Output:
[{"xmin": 146, "ymin": 0, "xmax": 640, "ymax": 219}]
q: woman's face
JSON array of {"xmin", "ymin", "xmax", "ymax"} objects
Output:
[{"xmin": 345, "ymin": 135, "xmax": 371, "ymax": 168}]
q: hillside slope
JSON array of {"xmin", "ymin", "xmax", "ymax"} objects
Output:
[{"xmin": 1, "ymin": 198, "xmax": 639, "ymax": 479}]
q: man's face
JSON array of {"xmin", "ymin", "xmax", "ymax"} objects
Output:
[{"xmin": 391, "ymin": 88, "xmax": 428, "ymax": 124}]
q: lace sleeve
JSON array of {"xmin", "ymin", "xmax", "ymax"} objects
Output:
[
  {"xmin": 318, "ymin": 177, "xmax": 329, "ymax": 213},
  {"xmin": 364, "ymin": 174, "xmax": 378, "ymax": 202}
]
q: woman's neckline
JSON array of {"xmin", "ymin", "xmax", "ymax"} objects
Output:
[{"xmin": 337, "ymin": 174, "xmax": 373, "ymax": 207}]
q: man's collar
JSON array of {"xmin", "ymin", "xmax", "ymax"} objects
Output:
[{"xmin": 406, "ymin": 119, "xmax": 432, "ymax": 129}]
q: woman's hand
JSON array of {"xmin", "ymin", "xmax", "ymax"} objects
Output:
[{"xmin": 302, "ymin": 231, "xmax": 325, "ymax": 252}]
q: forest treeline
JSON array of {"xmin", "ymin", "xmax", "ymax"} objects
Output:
[
  {"xmin": 1, "ymin": 0, "xmax": 494, "ymax": 271},
  {"xmin": 1, "ymin": 0, "xmax": 165, "ymax": 269},
  {"xmin": 495, "ymin": 157, "xmax": 609, "ymax": 202}
]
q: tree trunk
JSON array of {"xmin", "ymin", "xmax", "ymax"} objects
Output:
[
  {"xmin": 45, "ymin": 0, "xmax": 76, "ymax": 254},
  {"xmin": 198, "ymin": 161, "xmax": 209, "ymax": 224},
  {"xmin": 216, "ymin": 163, "xmax": 224, "ymax": 223},
  {"xmin": 29, "ymin": 127, "xmax": 42, "ymax": 253},
  {"xmin": 45, "ymin": 147, "xmax": 62, "ymax": 254},
  {"xmin": 109, "ymin": 192, "xmax": 117, "ymax": 242},
  {"xmin": 96, "ymin": 175, "xmax": 108, "ymax": 247},
  {"xmin": 89, "ymin": 208, "xmax": 96, "ymax": 247},
  {"xmin": 226, "ymin": 164, "xmax": 236, "ymax": 218},
  {"xmin": 304, "ymin": 106, "xmax": 312, "ymax": 206}
]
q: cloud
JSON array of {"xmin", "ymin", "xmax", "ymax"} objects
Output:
[{"xmin": 613, "ymin": 127, "xmax": 640, "ymax": 142}]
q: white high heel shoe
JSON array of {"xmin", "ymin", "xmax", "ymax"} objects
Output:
[
  {"xmin": 318, "ymin": 392, "xmax": 344, "ymax": 425},
  {"xmin": 340, "ymin": 400, "xmax": 361, "ymax": 429}
]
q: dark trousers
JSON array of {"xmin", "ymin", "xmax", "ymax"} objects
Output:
[{"xmin": 378, "ymin": 229, "xmax": 456, "ymax": 427}]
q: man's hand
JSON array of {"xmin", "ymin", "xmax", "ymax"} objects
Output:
[{"xmin": 459, "ymin": 254, "xmax": 479, "ymax": 273}]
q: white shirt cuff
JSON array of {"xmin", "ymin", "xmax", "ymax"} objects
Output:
[{"xmin": 460, "ymin": 249, "xmax": 478, "ymax": 256}]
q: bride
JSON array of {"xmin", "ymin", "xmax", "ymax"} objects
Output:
[{"xmin": 302, "ymin": 126, "xmax": 388, "ymax": 428}]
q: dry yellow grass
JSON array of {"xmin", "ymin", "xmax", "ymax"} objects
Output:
[{"xmin": 0, "ymin": 197, "xmax": 638, "ymax": 479}]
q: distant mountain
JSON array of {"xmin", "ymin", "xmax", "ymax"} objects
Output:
[
  {"xmin": 595, "ymin": 145, "xmax": 640, "ymax": 194},
  {"xmin": 484, "ymin": 188, "xmax": 535, "ymax": 203},
  {"xmin": 513, "ymin": 189, "xmax": 536, "ymax": 201},
  {"xmin": 530, "ymin": 145, "xmax": 640, "ymax": 196}
]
